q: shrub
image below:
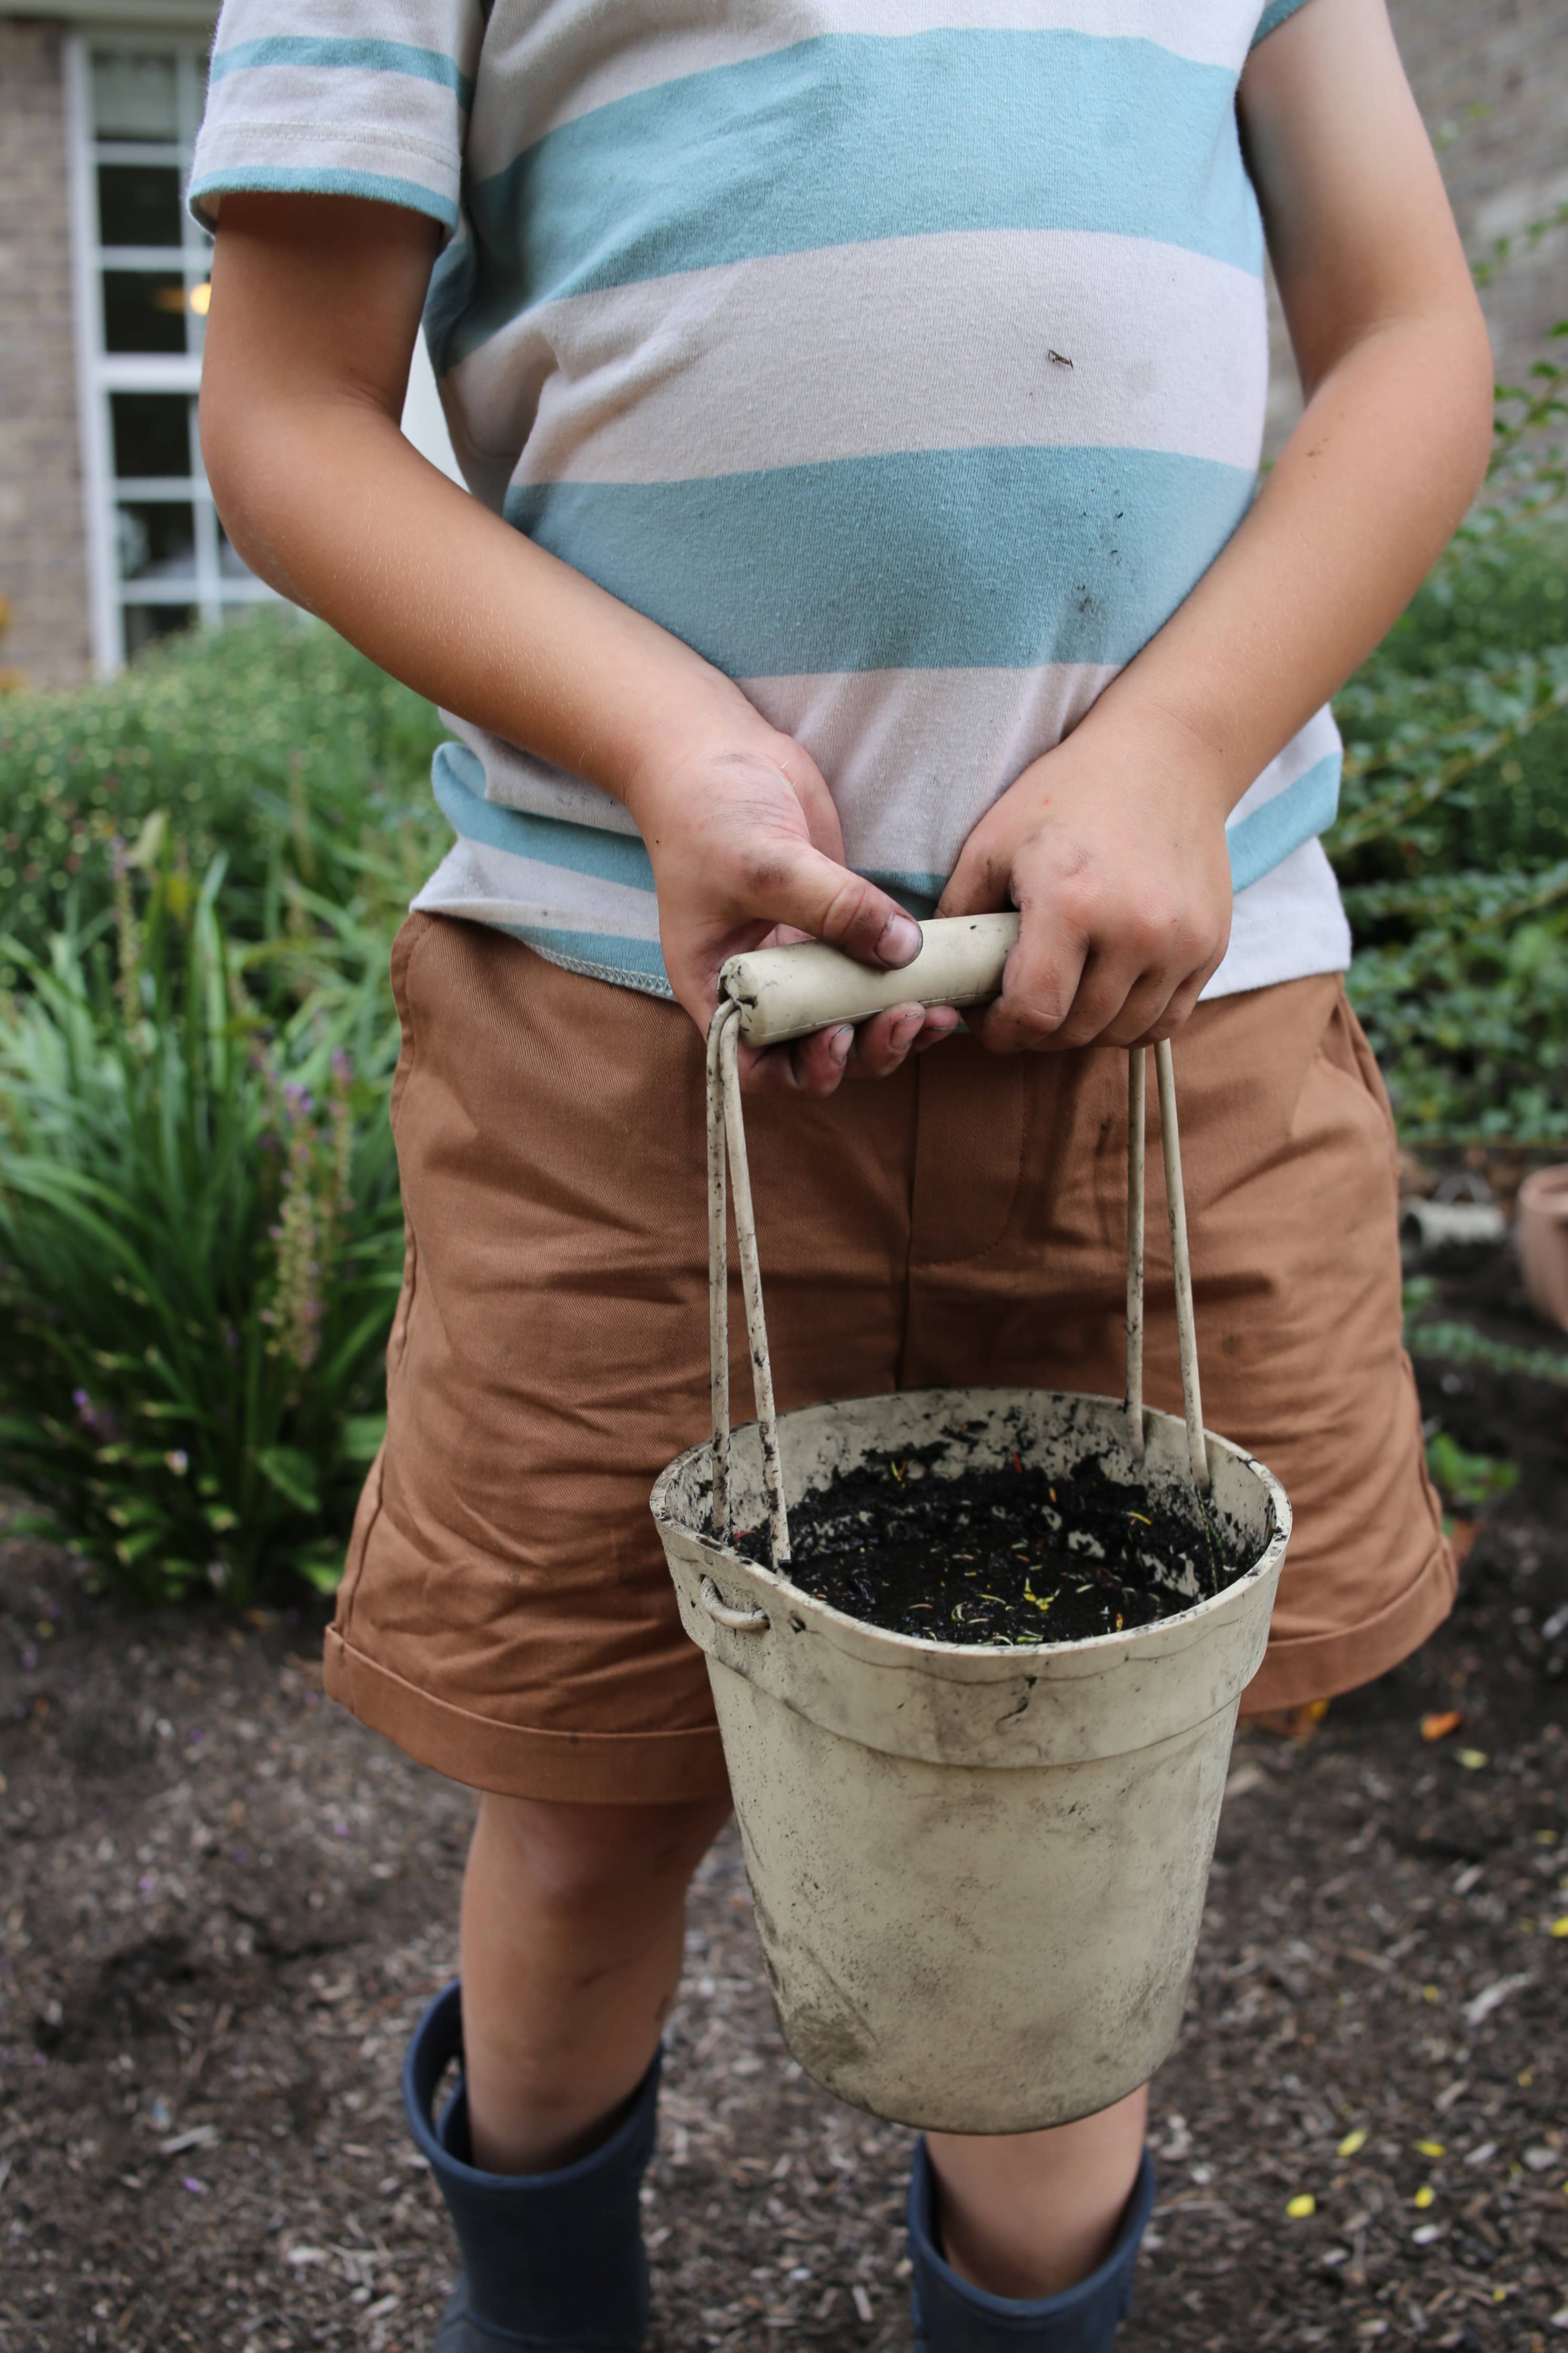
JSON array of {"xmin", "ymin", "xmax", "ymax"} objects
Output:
[
  {"xmin": 1329, "ymin": 317, "xmax": 1568, "ymax": 1141},
  {"xmin": 0, "ymin": 608, "xmax": 446, "ymax": 977},
  {"xmin": 0, "ymin": 854, "xmax": 404, "ymax": 1605}
]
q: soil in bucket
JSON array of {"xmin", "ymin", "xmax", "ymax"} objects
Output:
[{"xmin": 733, "ymin": 1441, "xmax": 1258, "ymax": 1647}]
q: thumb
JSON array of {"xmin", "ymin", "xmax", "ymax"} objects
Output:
[
  {"xmin": 750, "ymin": 839, "xmax": 923, "ymax": 969},
  {"xmin": 934, "ymin": 831, "xmax": 1008, "ymax": 921}
]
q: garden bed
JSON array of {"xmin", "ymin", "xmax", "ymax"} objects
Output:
[{"xmin": 1, "ymin": 1243, "xmax": 1563, "ymax": 2352}]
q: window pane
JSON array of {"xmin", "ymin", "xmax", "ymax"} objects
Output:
[
  {"xmin": 123, "ymin": 605, "xmax": 195, "ymax": 659},
  {"xmin": 103, "ymin": 270, "xmax": 188, "ymax": 355},
  {"xmin": 217, "ymin": 520, "xmax": 253, "ymax": 581},
  {"xmin": 110, "ymin": 392, "xmax": 193, "ymax": 480},
  {"xmin": 92, "ymin": 51, "xmax": 179, "ymax": 143},
  {"xmin": 98, "ymin": 162, "xmax": 183, "ymax": 250},
  {"xmin": 117, "ymin": 502, "xmax": 196, "ymax": 582}
]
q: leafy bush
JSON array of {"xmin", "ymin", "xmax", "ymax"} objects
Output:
[
  {"xmin": 1331, "ymin": 321, "xmax": 1568, "ymax": 1140},
  {"xmin": 0, "ymin": 609, "xmax": 446, "ymax": 976},
  {"xmin": 0, "ymin": 854, "xmax": 404, "ymax": 1605}
]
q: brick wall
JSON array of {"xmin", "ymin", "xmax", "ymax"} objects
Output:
[
  {"xmin": 1393, "ymin": 0, "xmax": 1568, "ymax": 385},
  {"xmin": 1269, "ymin": 0, "xmax": 1568, "ymax": 444},
  {"xmin": 0, "ymin": 18, "xmax": 92, "ymax": 690}
]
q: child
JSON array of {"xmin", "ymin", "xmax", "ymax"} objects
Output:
[{"xmin": 193, "ymin": 1, "xmax": 1491, "ymax": 2344}]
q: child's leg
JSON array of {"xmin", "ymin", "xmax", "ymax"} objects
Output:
[
  {"xmin": 924, "ymin": 2090, "xmax": 1148, "ymax": 2299},
  {"xmin": 459, "ymin": 1791, "xmax": 731, "ymax": 2173}
]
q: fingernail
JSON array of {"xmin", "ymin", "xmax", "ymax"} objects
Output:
[
  {"xmin": 829, "ymin": 1025, "xmax": 854, "ymax": 1065},
  {"xmin": 879, "ymin": 913, "xmax": 922, "ymax": 966},
  {"xmin": 892, "ymin": 1010, "xmax": 922, "ymax": 1045}
]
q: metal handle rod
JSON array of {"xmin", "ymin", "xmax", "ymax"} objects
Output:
[
  {"xmin": 716, "ymin": 1012, "xmax": 792, "ymax": 1566},
  {"xmin": 1155, "ymin": 1038, "xmax": 1210, "ymax": 1492},
  {"xmin": 705, "ymin": 1001, "xmax": 736, "ymax": 1539},
  {"xmin": 1125, "ymin": 1045, "xmax": 1146, "ymax": 1461}
]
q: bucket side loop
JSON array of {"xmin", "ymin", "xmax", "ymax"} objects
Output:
[
  {"xmin": 1153, "ymin": 1038, "xmax": 1210, "ymax": 1492},
  {"xmin": 714, "ymin": 1011, "xmax": 793, "ymax": 1567},
  {"xmin": 701, "ymin": 1575, "xmax": 768, "ymax": 1632}
]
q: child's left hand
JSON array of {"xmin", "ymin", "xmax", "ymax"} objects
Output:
[{"xmin": 936, "ymin": 716, "xmax": 1234, "ymax": 1053}]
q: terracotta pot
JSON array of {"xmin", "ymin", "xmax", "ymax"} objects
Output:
[{"xmin": 1516, "ymin": 1164, "xmax": 1568, "ymax": 1334}]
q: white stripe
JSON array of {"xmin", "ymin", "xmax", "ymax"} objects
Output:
[
  {"xmin": 459, "ymin": 232, "xmax": 1266, "ymax": 487},
  {"xmin": 740, "ymin": 663, "xmax": 1122, "ymax": 877},
  {"xmin": 470, "ymin": 0, "xmax": 1253, "ymax": 169},
  {"xmin": 213, "ymin": 0, "xmax": 477, "ymax": 64},
  {"xmin": 198, "ymin": 62, "xmax": 460, "ymax": 164},
  {"xmin": 461, "ymin": 670, "xmax": 1337, "ymax": 898},
  {"xmin": 1203, "ymin": 837, "xmax": 1350, "ymax": 1001},
  {"xmin": 412, "ymin": 834, "xmax": 662, "ymax": 938},
  {"xmin": 1227, "ymin": 703, "xmax": 1343, "ymax": 823}
]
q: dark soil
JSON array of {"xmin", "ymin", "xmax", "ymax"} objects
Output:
[
  {"xmin": 735, "ymin": 1448, "xmax": 1249, "ymax": 1645},
  {"xmin": 1, "ymin": 1235, "xmax": 1564, "ymax": 2351}
]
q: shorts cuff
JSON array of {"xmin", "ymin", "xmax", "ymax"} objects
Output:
[
  {"xmin": 1240, "ymin": 1532, "xmax": 1458, "ymax": 1715},
  {"xmin": 322, "ymin": 1628, "xmax": 732, "ymax": 1805}
]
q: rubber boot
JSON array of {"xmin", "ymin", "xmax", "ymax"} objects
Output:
[
  {"xmin": 402, "ymin": 1982, "xmax": 658, "ymax": 2351},
  {"xmin": 907, "ymin": 2139, "xmax": 1156, "ymax": 2353}
]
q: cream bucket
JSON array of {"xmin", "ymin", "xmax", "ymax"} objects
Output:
[{"xmin": 651, "ymin": 917, "xmax": 1291, "ymax": 2133}]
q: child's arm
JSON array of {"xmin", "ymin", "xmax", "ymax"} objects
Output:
[
  {"xmin": 939, "ymin": 0, "xmax": 1494, "ymax": 1054},
  {"xmin": 199, "ymin": 196, "xmax": 944, "ymax": 1097}
]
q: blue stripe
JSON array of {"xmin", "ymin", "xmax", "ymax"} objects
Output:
[
  {"xmin": 434, "ymin": 746, "xmax": 656, "ymax": 890},
  {"xmin": 1251, "ymin": 0, "xmax": 1317, "ymax": 45},
  {"xmin": 504, "ymin": 446, "xmax": 1255, "ymax": 677},
  {"xmin": 1226, "ymin": 753, "xmax": 1340, "ymax": 890},
  {"xmin": 863, "ymin": 870, "xmax": 946, "ymax": 920},
  {"xmin": 450, "ymin": 30, "xmax": 1260, "ymax": 364},
  {"xmin": 438, "ymin": 753, "xmax": 948, "ymax": 920},
  {"xmin": 210, "ymin": 36, "xmax": 474, "ymax": 110},
  {"xmin": 485, "ymin": 921, "xmax": 672, "ymax": 990},
  {"xmin": 189, "ymin": 165, "xmax": 458, "ymax": 231}
]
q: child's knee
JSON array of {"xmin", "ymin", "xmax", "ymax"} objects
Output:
[{"xmin": 473, "ymin": 1789, "xmax": 729, "ymax": 1919}]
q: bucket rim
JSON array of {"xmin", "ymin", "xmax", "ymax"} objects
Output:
[{"xmin": 651, "ymin": 1386, "xmax": 1292, "ymax": 1668}]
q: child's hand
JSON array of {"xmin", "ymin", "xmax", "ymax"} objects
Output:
[
  {"xmin": 936, "ymin": 720, "xmax": 1233, "ymax": 1053},
  {"xmin": 626, "ymin": 731, "xmax": 959, "ymax": 1094}
]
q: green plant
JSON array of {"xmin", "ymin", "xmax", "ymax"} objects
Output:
[
  {"xmin": 0, "ymin": 608, "xmax": 446, "ymax": 978},
  {"xmin": 1423, "ymin": 1430, "xmax": 1520, "ymax": 1511},
  {"xmin": 1329, "ymin": 293, "xmax": 1568, "ymax": 1141},
  {"xmin": 0, "ymin": 853, "xmax": 404, "ymax": 1604},
  {"xmin": 1405, "ymin": 1316, "xmax": 1568, "ymax": 1390}
]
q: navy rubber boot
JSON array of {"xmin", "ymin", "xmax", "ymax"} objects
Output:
[
  {"xmin": 402, "ymin": 1982, "xmax": 658, "ymax": 2351},
  {"xmin": 907, "ymin": 2139, "xmax": 1156, "ymax": 2353}
]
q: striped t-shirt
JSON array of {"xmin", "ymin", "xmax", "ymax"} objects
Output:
[{"xmin": 191, "ymin": 0, "xmax": 1351, "ymax": 1003}]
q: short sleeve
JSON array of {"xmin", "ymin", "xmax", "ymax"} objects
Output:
[
  {"xmin": 1251, "ymin": 0, "xmax": 1319, "ymax": 45},
  {"xmin": 188, "ymin": 1, "xmax": 484, "ymax": 236}
]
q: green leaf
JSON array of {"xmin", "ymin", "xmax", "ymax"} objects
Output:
[
  {"xmin": 297, "ymin": 1553, "xmax": 346, "ymax": 1595},
  {"xmin": 255, "ymin": 1444, "xmax": 321, "ymax": 1513},
  {"xmin": 338, "ymin": 1413, "xmax": 387, "ymax": 1464},
  {"xmin": 1424, "ymin": 1430, "xmax": 1521, "ymax": 1510}
]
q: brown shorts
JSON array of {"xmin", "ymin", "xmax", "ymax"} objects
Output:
[{"xmin": 325, "ymin": 912, "xmax": 1454, "ymax": 1805}]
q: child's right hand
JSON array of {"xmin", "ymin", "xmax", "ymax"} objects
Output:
[{"xmin": 623, "ymin": 731, "xmax": 958, "ymax": 1095}]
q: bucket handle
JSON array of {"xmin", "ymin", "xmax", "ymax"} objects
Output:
[
  {"xmin": 705, "ymin": 941, "xmax": 1210, "ymax": 1567},
  {"xmin": 700, "ymin": 1574, "xmax": 768, "ymax": 1632}
]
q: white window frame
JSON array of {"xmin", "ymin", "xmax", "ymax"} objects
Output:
[{"xmin": 64, "ymin": 27, "xmax": 276, "ymax": 673}]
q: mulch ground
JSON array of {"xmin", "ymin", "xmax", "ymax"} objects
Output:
[{"xmin": 2, "ymin": 1241, "xmax": 1564, "ymax": 2352}]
